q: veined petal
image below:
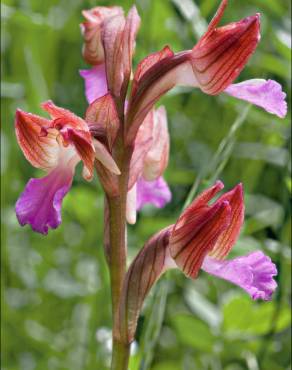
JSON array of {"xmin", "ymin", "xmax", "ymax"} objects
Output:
[
  {"xmin": 209, "ymin": 183, "xmax": 244, "ymax": 259},
  {"xmin": 168, "ymin": 181, "xmax": 229, "ymax": 278},
  {"xmin": 128, "ymin": 110, "xmax": 154, "ymax": 189},
  {"xmin": 80, "ymin": 64, "xmax": 108, "ymax": 103},
  {"xmin": 202, "ymin": 251, "xmax": 277, "ymax": 300},
  {"xmin": 143, "ymin": 106, "xmax": 170, "ymax": 181},
  {"xmin": 81, "ymin": 6, "xmax": 124, "ymax": 65},
  {"xmin": 93, "ymin": 139, "xmax": 120, "ymax": 175},
  {"xmin": 191, "ymin": 10, "xmax": 260, "ymax": 95},
  {"xmin": 15, "ymin": 159, "xmax": 77, "ymax": 235},
  {"xmin": 224, "ymin": 79, "xmax": 287, "ymax": 118},
  {"xmin": 169, "ymin": 199, "xmax": 231, "ymax": 279},
  {"xmin": 136, "ymin": 176, "xmax": 171, "ymax": 211},
  {"xmin": 102, "ymin": 6, "xmax": 140, "ymax": 98},
  {"xmin": 85, "ymin": 93, "xmax": 120, "ymax": 149},
  {"xmin": 15, "ymin": 109, "xmax": 59, "ymax": 170},
  {"xmin": 188, "ymin": 180, "xmax": 224, "ymax": 209}
]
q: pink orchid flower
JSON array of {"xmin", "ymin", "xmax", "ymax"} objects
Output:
[
  {"xmin": 15, "ymin": 101, "xmax": 119, "ymax": 234},
  {"xmin": 119, "ymin": 181, "xmax": 277, "ymax": 342},
  {"xmin": 126, "ymin": 107, "xmax": 171, "ymax": 224}
]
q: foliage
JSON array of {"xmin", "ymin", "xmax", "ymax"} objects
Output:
[{"xmin": 1, "ymin": 0, "xmax": 291, "ymax": 369}]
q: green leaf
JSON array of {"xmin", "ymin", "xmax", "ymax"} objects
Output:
[
  {"xmin": 171, "ymin": 314, "xmax": 215, "ymax": 351},
  {"xmin": 223, "ymin": 295, "xmax": 291, "ymax": 337}
]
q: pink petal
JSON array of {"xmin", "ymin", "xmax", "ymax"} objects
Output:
[
  {"xmin": 202, "ymin": 251, "xmax": 277, "ymax": 300},
  {"xmin": 93, "ymin": 139, "xmax": 120, "ymax": 175},
  {"xmin": 41, "ymin": 100, "xmax": 87, "ymax": 131},
  {"xmin": 102, "ymin": 6, "xmax": 140, "ymax": 98},
  {"xmin": 81, "ymin": 6, "xmax": 123, "ymax": 65},
  {"xmin": 126, "ymin": 183, "xmax": 137, "ymax": 224},
  {"xmin": 224, "ymin": 79, "xmax": 287, "ymax": 118},
  {"xmin": 136, "ymin": 176, "xmax": 172, "ymax": 211},
  {"xmin": 63, "ymin": 128, "xmax": 95, "ymax": 181},
  {"xmin": 79, "ymin": 64, "xmax": 108, "ymax": 104},
  {"xmin": 142, "ymin": 106, "xmax": 170, "ymax": 181},
  {"xmin": 128, "ymin": 110, "xmax": 154, "ymax": 190},
  {"xmin": 15, "ymin": 163, "xmax": 75, "ymax": 235},
  {"xmin": 15, "ymin": 109, "xmax": 59, "ymax": 170}
]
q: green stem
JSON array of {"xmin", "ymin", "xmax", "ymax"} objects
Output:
[
  {"xmin": 111, "ymin": 341, "xmax": 131, "ymax": 370},
  {"xmin": 107, "ymin": 141, "xmax": 133, "ymax": 370}
]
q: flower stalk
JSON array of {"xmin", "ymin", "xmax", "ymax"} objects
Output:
[{"xmin": 107, "ymin": 133, "xmax": 134, "ymax": 369}]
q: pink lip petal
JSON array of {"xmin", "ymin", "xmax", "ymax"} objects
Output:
[
  {"xmin": 224, "ymin": 79, "xmax": 287, "ymax": 118},
  {"xmin": 136, "ymin": 176, "xmax": 172, "ymax": 211},
  {"xmin": 202, "ymin": 251, "xmax": 278, "ymax": 300},
  {"xmin": 15, "ymin": 164, "xmax": 75, "ymax": 235}
]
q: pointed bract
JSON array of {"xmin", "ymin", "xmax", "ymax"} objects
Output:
[
  {"xmin": 85, "ymin": 93, "xmax": 120, "ymax": 149},
  {"xmin": 119, "ymin": 226, "xmax": 173, "ymax": 342}
]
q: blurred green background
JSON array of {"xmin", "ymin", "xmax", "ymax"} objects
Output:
[{"xmin": 1, "ymin": 0, "xmax": 291, "ymax": 369}]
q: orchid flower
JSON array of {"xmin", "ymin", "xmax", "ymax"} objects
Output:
[
  {"xmin": 119, "ymin": 181, "xmax": 277, "ymax": 342},
  {"xmin": 15, "ymin": 101, "xmax": 119, "ymax": 234}
]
